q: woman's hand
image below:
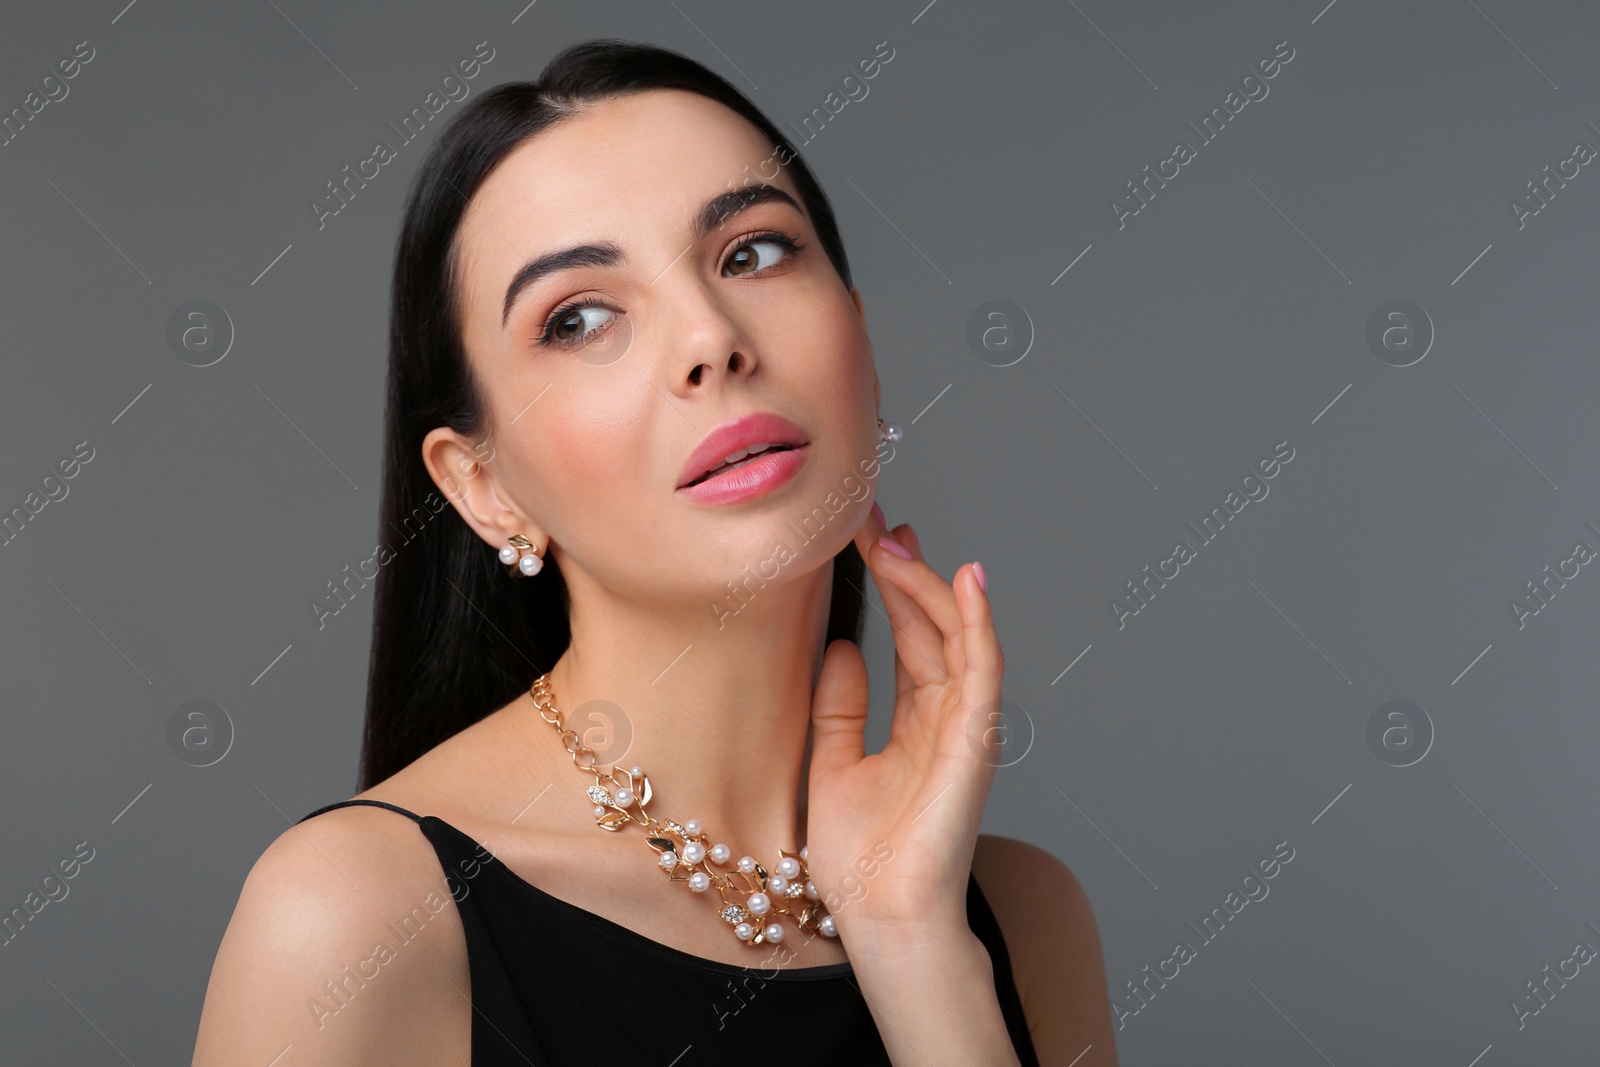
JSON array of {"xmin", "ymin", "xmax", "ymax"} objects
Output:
[{"xmin": 802, "ymin": 501, "xmax": 1004, "ymax": 945}]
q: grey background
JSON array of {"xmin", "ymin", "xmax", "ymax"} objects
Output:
[{"xmin": 1, "ymin": 0, "xmax": 1595, "ymax": 1062}]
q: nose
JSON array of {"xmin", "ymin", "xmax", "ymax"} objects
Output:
[
  {"xmin": 661, "ymin": 273, "xmax": 757, "ymax": 395},
  {"xmin": 686, "ymin": 347, "xmax": 751, "ymax": 388}
]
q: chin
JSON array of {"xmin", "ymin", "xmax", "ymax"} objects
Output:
[{"xmin": 698, "ymin": 509, "xmax": 854, "ymax": 617}]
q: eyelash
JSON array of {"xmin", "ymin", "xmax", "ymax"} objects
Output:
[{"xmin": 535, "ymin": 229, "xmax": 807, "ymax": 350}]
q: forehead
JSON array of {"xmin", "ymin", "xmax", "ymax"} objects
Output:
[{"xmin": 455, "ymin": 89, "xmax": 796, "ymax": 307}]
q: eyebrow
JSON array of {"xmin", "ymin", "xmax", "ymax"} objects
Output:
[{"xmin": 500, "ymin": 182, "xmax": 805, "ymax": 328}]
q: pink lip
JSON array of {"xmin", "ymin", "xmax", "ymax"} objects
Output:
[
  {"xmin": 680, "ymin": 445, "xmax": 809, "ymax": 504},
  {"xmin": 676, "ymin": 412, "xmax": 810, "ymax": 504}
]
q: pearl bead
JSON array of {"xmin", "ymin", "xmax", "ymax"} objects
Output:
[
  {"xmin": 614, "ymin": 788, "xmax": 633, "ymax": 807},
  {"xmin": 684, "ymin": 819, "xmax": 700, "ymax": 835},
  {"xmin": 682, "ymin": 842, "xmax": 706, "ymax": 864},
  {"xmin": 518, "ymin": 552, "xmax": 542, "ymax": 576},
  {"xmin": 881, "ymin": 421, "xmax": 903, "ymax": 442},
  {"xmin": 735, "ymin": 922, "xmax": 754, "ymax": 940},
  {"xmin": 658, "ymin": 851, "xmax": 678, "ymax": 869},
  {"xmin": 498, "ymin": 545, "xmax": 517, "ymax": 565},
  {"xmin": 819, "ymin": 914, "xmax": 838, "ymax": 937},
  {"xmin": 688, "ymin": 871, "xmax": 710, "ymax": 892},
  {"xmin": 800, "ymin": 845, "xmax": 808, "ymax": 860},
  {"xmin": 764, "ymin": 923, "xmax": 784, "ymax": 943},
  {"xmin": 592, "ymin": 805, "xmax": 605, "ymax": 817},
  {"xmin": 630, "ymin": 766, "xmax": 642, "ymax": 777},
  {"xmin": 776, "ymin": 857, "xmax": 800, "ymax": 880},
  {"xmin": 768, "ymin": 873, "xmax": 788, "ymax": 893},
  {"xmin": 805, "ymin": 880, "xmax": 819, "ymax": 900},
  {"xmin": 709, "ymin": 844, "xmax": 730, "ymax": 864},
  {"xmin": 746, "ymin": 892, "xmax": 770, "ymax": 916},
  {"xmin": 738, "ymin": 856, "xmax": 756, "ymax": 873}
]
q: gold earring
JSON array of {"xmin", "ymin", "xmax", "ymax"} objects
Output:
[{"xmin": 497, "ymin": 533, "xmax": 544, "ymax": 577}]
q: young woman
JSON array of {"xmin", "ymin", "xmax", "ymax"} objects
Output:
[{"xmin": 194, "ymin": 39, "xmax": 1117, "ymax": 1066}]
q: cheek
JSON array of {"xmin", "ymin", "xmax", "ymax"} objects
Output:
[
  {"xmin": 770, "ymin": 292, "xmax": 872, "ymax": 392},
  {"xmin": 546, "ymin": 418, "xmax": 621, "ymax": 491},
  {"xmin": 528, "ymin": 401, "xmax": 651, "ymax": 515},
  {"xmin": 808, "ymin": 317, "xmax": 876, "ymax": 429}
]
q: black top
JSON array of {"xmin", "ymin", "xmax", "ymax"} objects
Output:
[{"xmin": 297, "ymin": 799, "xmax": 1041, "ymax": 1066}]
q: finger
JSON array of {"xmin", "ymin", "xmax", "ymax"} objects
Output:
[
  {"xmin": 864, "ymin": 535, "xmax": 968, "ymax": 683},
  {"xmin": 875, "ymin": 526, "xmax": 968, "ymax": 683},
  {"xmin": 852, "ymin": 500, "xmax": 890, "ymax": 559},
  {"xmin": 867, "ymin": 544, "xmax": 957, "ymax": 687},
  {"xmin": 874, "ymin": 517, "xmax": 920, "ymax": 699},
  {"xmin": 809, "ymin": 638, "xmax": 870, "ymax": 780},
  {"xmin": 942, "ymin": 562, "xmax": 1004, "ymax": 811},
  {"xmin": 896, "ymin": 522, "xmax": 924, "ymax": 559},
  {"xmin": 852, "ymin": 502, "xmax": 916, "ymax": 563},
  {"xmin": 954, "ymin": 561, "xmax": 1003, "ymax": 723},
  {"xmin": 851, "ymin": 512, "xmax": 951, "ymax": 688}
]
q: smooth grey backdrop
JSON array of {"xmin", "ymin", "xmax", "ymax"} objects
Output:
[{"xmin": 2, "ymin": 0, "xmax": 1597, "ymax": 1063}]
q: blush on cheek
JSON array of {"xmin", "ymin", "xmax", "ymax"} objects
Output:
[{"xmin": 541, "ymin": 410, "xmax": 645, "ymax": 499}]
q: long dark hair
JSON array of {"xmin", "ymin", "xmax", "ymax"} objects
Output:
[{"xmin": 359, "ymin": 39, "xmax": 867, "ymax": 790}]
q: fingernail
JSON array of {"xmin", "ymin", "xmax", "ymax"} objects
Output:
[
  {"xmin": 877, "ymin": 536, "xmax": 913, "ymax": 560},
  {"xmin": 870, "ymin": 501, "xmax": 885, "ymax": 526},
  {"xmin": 972, "ymin": 561, "xmax": 987, "ymax": 592}
]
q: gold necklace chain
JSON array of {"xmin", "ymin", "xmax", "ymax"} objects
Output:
[{"xmin": 528, "ymin": 672, "xmax": 836, "ymax": 948}]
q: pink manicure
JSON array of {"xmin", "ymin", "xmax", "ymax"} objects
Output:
[
  {"xmin": 877, "ymin": 536, "xmax": 913, "ymax": 560},
  {"xmin": 973, "ymin": 561, "xmax": 988, "ymax": 592},
  {"xmin": 870, "ymin": 501, "xmax": 885, "ymax": 526}
]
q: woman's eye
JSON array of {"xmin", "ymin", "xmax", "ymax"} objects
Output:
[
  {"xmin": 724, "ymin": 234, "xmax": 799, "ymax": 277},
  {"xmin": 542, "ymin": 300, "xmax": 616, "ymax": 349},
  {"xmin": 538, "ymin": 233, "xmax": 801, "ymax": 349}
]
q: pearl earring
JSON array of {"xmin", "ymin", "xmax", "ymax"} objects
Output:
[
  {"xmin": 497, "ymin": 533, "xmax": 544, "ymax": 577},
  {"xmin": 877, "ymin": 417, "xmax": 902, "ymax": 443}
]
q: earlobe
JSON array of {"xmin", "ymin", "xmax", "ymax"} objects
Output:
[{"xmin": 420, "ymin": 426, "xmax": 545, "ymax": 551}]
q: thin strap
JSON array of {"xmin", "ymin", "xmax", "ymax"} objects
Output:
[{"xmin": 295, "ymin": 798, "xmax": 425, "ymax": 825}]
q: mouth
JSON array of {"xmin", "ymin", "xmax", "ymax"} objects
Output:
[
  {"xmin": 678, "ymin": 442, "xmax": 810, "ymax": 505},
  {"xmin": 675, "ymin": 411, "xmax": 811, "ymax": 492},
  {"xmin": 684, "ymin": 442, "xmax": 800, "ymax": 488}
]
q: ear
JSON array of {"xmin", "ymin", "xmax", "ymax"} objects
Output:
[{"xmin": 420, "ymin": 426, "xmax": 548, "ymax": 554}]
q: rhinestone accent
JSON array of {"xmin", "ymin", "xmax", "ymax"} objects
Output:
[{"xmin": 531, "ymin": 672, "xmax": 811, "ymax": 952}]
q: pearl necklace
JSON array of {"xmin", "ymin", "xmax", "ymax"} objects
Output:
[{"xmin": 529, "ymin": 673, "xmax": 838, "ymax": 948}]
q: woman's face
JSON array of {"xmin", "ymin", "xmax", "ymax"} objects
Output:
[{"xmin": 429, "ymin": 88, "xmax": 880, "ymax": 602}]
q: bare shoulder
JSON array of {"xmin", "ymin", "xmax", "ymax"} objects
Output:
[
  {"xmin": 193, "ymin": 800, "xmax": 471, "ymax": 1066},
  {"xmin": 973, "ymin": 833, "xmax": 1120, "ymax": 1066}
]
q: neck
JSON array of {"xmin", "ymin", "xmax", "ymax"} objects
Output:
[{"xmin": 540, "ymin": 556, "xmax": 837, "ymax": 852}]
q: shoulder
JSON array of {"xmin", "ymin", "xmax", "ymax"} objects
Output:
[
  {"xmin": 193, "ymin": 799, "xmax": 470, "ymax": 1065},
  {"xmin": 972, "ymin": 834, "xmax": 1096, "ymax": 972},
  {"xmin": 973, "ymin": 833, "xmax": 1120, "ymax": 1066}
]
